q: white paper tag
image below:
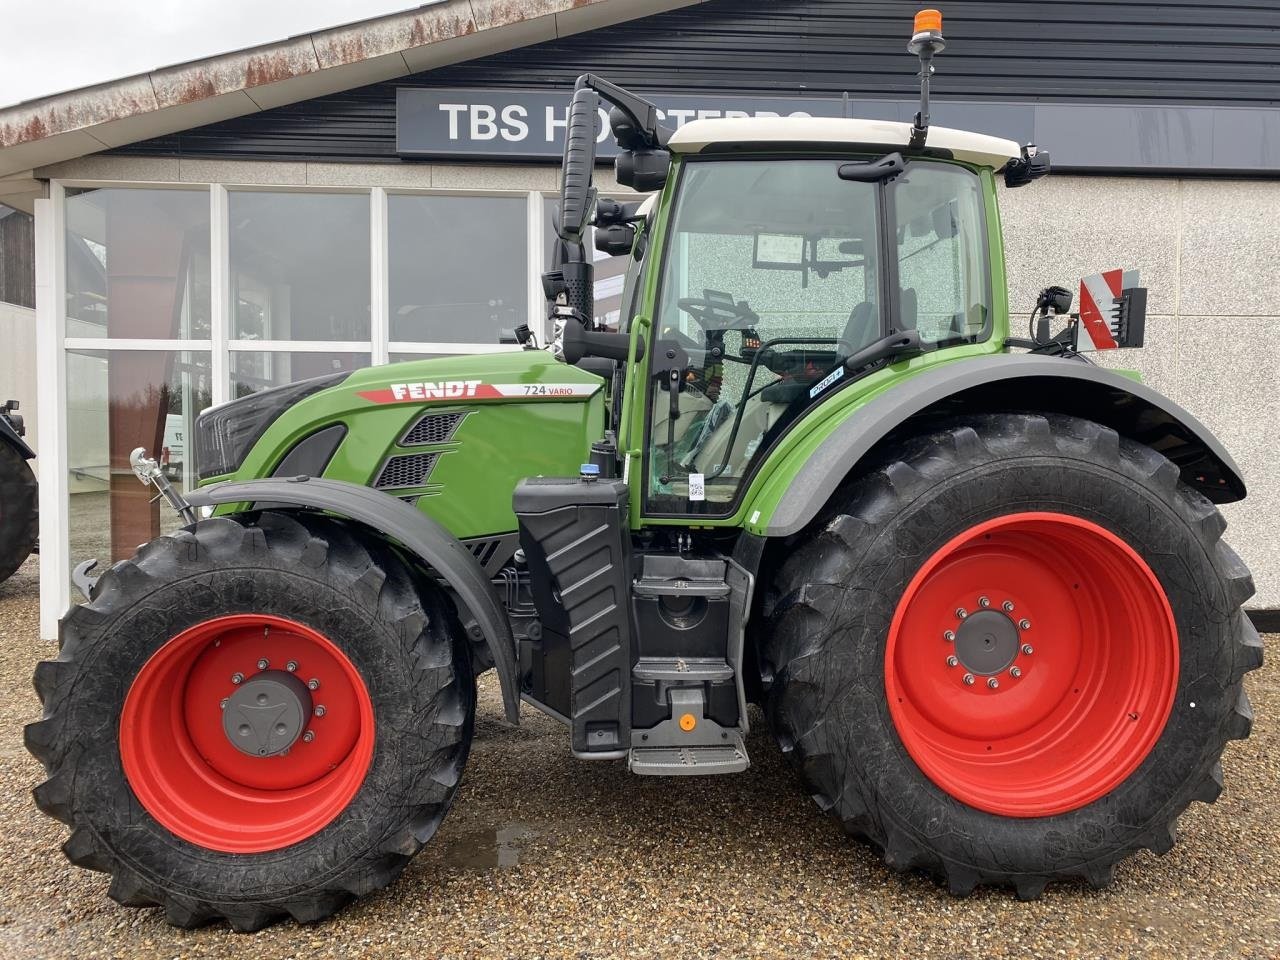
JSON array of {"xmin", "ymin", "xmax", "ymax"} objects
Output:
[{"xmin": 688, "ymin": 472, "xmax": 706, "ymax": 501}]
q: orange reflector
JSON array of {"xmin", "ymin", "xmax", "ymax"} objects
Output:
[
  {"xmin": 914, "ymin": 8, "xmax": 942, "ymax": 33},
  {"xmin": 679, "ymin": 713, "xmax": 697, "ymax": 732}
]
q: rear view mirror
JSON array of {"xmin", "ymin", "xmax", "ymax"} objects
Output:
[{"xmin": 558, "ymin": 87, "xmax": 599, "ymax": 243}]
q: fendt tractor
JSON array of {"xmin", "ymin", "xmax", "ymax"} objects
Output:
[
  {"xmin": 26, "ymin": 11, "xmax": 1260, "ymax": 931},
  {"xmin": 0, "ymin": 399, "xmax": 37, "ymax": 585}
]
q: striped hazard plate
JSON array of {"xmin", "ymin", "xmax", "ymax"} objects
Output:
[{"xmin": 1077, "ymin": 268, "xmax": 1140, "ymax": 352}]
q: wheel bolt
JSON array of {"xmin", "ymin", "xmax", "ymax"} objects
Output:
[
  {"xmin": 1021, "ymin": 644, "xmax": 1034, "ymax": 656},
  {"xmin": 307, "ymin": 678, "xmax": 320, "ymax": 691},
  {"xmin": 943, "ymin": 630, "xmax": 955, "ymax": 642},
  {"xmin": 302, "ymin": 730, "xmax": 315, "ymax": 743},
  {"xmin": 286, "ymin": 660, "xmax": 298, "ymax": 672},
  {"xmin": 1002, "ymin": 601, "xmax": 1014, "ymax": 612},
  {"xmin": 1018, "ymin": 619, "xmax": 1031, "ymax": 631},
  {"xmin": 1010, "ymin": 666, "xmax": 1022, "ymax": 679},
  {"xmin": 946, "ymin": 655, "xmax": 959, "ymax": 668},
  {"xmin": 220, "ymin": 698, "xmax": 229, "ymax": 710},
  {"xmin": 956, "ymin": 608, "xmax": 968, "ymax": 620},
  {"xmin": 987, "ymin": 677, "xmax": 999, "ymax": 689},
  {"xmin": 257, "ymin": 658, "xmax": 270, "ymax": 670},
  {"xmin": 230, "ymin": 672, "xmax": 244, "ymax": 685},
  {"xmin": 314, "ymin": 705, "xmax": 327, "ymax": 717},
  {"xmin": 978, "ymin": 596, "xmax": 990, "ymax": 608},
  {"xmin": 962, "ymin": 673, "xmax": 975, "ymax": 686}
]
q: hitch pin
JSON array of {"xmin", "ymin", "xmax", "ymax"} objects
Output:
[{"xmin": 129, "ymin": 447, "xmax": 197, "ymax": 525}]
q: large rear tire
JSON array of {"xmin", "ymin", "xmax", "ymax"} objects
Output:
[
  {"xmin": 25, "ymin": 511, "xmax": 474, "ymax": 930},
  {"xmin": 760, "ymin": 413, "xmax": 1261, "ymax": 898},
  {"xmin": 0, "ymin": 442, "xmax": 37, "ymax": 584}
]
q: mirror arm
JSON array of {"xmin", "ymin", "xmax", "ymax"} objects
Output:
[{"xmin": 578, "ymin": 74, "xmax": 672, "ymax": 147}]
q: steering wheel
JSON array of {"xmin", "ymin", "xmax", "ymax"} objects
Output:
[{"xmin": 677, "ymin": 296, "xmax": 757, "ymax": 331}]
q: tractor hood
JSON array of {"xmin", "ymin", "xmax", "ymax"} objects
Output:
[{"xmin": 196, "ymin": 351, "xmax": 608, "ymax": 541}]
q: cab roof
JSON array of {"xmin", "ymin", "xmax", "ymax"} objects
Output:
[{"xmin": 667, "ymin": 117, "xmax": 1021, "ymax": 170}]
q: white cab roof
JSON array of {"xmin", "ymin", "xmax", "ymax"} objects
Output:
[{"xmin": 667, "ymin": 117, "xmax": 1021, "ymax": 169}]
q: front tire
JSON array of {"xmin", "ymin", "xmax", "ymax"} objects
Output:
[
  {"xmin": 760, "ymin": 413, "xmax": 1261, "ymax": 898},
  {"xmin": 25, "ymin": 511, "xmax": 474, "ymax": 930}
]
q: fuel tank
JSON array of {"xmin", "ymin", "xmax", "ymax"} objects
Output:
[{"xmin": 205, "ymin": 352, "xmax": 608, "ymax": 540}]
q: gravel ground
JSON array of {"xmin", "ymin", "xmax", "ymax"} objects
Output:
[{"xmin": 0, "ymin": 556, "xmax": 1276, "ymax": 959}]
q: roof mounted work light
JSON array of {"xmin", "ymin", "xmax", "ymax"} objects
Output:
[{"xmin": 908, "ymin": 9, "xmax": 946, "ymax": 149}]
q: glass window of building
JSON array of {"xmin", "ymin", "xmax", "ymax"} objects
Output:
[
  {"xmin": 64, "ymin": 188, "xmax": 211, "ymax": 339},
  {"xmin": 389, "ymin": 194, "xmax": 526, "ymax": 344},
  {"xmin": 230, "ymin": 191, "xmax": 370, "ymax": 342},
  {"xmin": 0, "ymin": 203, "xmax": 34, "ymax": 308},
  {"xmin": 66, "ymin": 349, "xmax": 212, "ymax": 568},
  {"xmin": 231, "ymin": 351, "xmax": 371, "ymax": 398}
]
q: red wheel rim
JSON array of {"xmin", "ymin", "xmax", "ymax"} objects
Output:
[
  {"xmin": 119, "ymin": 614, "xmax": 375, "ymax": 852},
  {"xmin": 885, "ymin": 512, "xmax": 1178, "ymax": 817}
]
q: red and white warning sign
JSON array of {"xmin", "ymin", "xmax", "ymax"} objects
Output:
[
  {"xmin": 1077, "ymin": 268, "xmax": 1140, "ymax": 352},
  {"xmin": 357, "ymin": 380, "xmax": 601, "ymax": 405}
]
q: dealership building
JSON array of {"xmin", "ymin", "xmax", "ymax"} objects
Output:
[{"xmin": 0, "ymin": 0, "xmax": 1275, "ymax": 637}]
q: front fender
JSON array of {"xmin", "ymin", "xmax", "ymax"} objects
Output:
[
  {"xmin": 184, "ymin": 476, "xmax": 520, "ymax": 723},
  {"xmin": 759, "ymin": 354, "xmax": 1245, "ymax": 537}
]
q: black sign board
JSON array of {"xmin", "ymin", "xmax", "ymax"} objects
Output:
[{"xmin": 396, "ymin": 87, "xmax": 868, "ymax": 160}]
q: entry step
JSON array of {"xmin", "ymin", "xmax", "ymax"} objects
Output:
[
  {"xmin": 628, "ymin": 739, "xmax": 749, "ymax": 776},
  {"xmin": 632, "ymin": 657, "xmax": 734, "ymax": 682}
]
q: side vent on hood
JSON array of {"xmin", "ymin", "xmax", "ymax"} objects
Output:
[
  {"xmin": 374, "ymin": 453, "xmax": 438, "ymax": 490},
  {"xmin": 402, "ymin": 412, "xmax": 466, "ymax": 446}
]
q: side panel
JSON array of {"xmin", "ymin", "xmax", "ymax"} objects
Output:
[
  {"xmin": 752, "ymin": 354, "xmax": 1247, "ymax": 537},
  {"xmin": 216, "ymin": 352, "xmax": 607, "ymax": 540}
]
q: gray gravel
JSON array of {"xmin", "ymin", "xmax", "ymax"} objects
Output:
[{"xmin": 0, "ymin": 555, "xmax": 1276, "ymax": 959}]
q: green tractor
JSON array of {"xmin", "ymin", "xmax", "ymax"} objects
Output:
[{"xmin": 27, "ymin": 12, "xmax": 1260, "ymax": 931}]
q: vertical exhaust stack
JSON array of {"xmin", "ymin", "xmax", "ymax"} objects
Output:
[{"xmin": 908, "ymin": 9, "xmax": 946, "ymax": 149}]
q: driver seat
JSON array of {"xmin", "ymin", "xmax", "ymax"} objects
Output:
[{"xmin": 841, "ymin": 301, "xmax": 876, "ymax": 355}]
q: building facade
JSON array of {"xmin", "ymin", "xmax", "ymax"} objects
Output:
[{"xmin": 0, "ymin": 0, "xmax": 1276, "ymax": 636}]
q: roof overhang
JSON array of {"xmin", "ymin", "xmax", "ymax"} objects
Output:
[
  {"xmin": 668, "ymin": 117, "xmax": 1021, "ymax": 169},
  {"xmin": 0, "ymin": 0, "xmax": 705, "ymax": 179}
]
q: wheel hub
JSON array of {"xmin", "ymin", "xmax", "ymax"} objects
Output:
[
  {"xmin": 222, "ymin": 669, "xmax": 313, "ymax": 757},
  {"xmin": 953, "ymin": 609, "xmax": 1020, "ymax": 676}
]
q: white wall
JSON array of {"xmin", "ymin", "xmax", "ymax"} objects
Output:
[{"xmin": 1000, "ymin": 176, "xmax": 1280, "ymax": 608}]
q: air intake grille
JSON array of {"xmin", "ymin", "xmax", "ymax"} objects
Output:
[
  {"xmin": 402, "ymin": 412, "xmax": 465, "ymax": 446},
  {"xmin": 375, "ymin": 453, "xmax": 438, "ymax": 489}
]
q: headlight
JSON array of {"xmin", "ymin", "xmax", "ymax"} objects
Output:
[{"xmin": 194, "ymin": 374, "xmax": 346, "ymax": 481}]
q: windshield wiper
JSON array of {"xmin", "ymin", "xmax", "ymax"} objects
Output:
[{"xmin": 838, "ymin": 152, "xmax": 905, "ymax": 182}]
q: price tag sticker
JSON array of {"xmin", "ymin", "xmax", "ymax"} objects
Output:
[{"xmin": 688, "ymin": 472, "xmax": 706, "ymax": 501}]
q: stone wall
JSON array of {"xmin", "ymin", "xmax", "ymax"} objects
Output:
[{"xmin": 1000, "ymin": 176, "xmax": 1280, "ymax": 608}]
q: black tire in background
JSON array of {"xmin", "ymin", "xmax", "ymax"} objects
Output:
[
  {"xmin": 760, "ymin": 413, "xmax": 1262, "ymax": 899},
  {"xmin": 25, "ymin": 511, "xmax": 474, "ymax": 930},
  {"xmin": 0, "ymin": 441, "xmax": 37, "ymax": 584}
]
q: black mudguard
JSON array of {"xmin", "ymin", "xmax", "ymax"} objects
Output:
[
  {"xmin": 184, "ymin": 476, "xmax": 520, "ymax": 722},
  {"xmin": 767, "ymin": 353, "xmax": 1246, "ymax": 537}
]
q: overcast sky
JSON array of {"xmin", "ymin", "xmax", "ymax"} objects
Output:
[{"xmin": 0, "ymin": 1, "xmax": 428, "ymax": 108}]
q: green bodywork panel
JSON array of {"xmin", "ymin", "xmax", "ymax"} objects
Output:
[{"xmin": 208, "ymin": 352, "xmax": 606, "ymax": 540}]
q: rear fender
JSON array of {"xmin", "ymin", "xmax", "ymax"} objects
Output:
[
  {"xmin": 184, "ymin": 477, "xmax": 520, "ymax": 722},
  {"xmin": 763, "ymin": 354, "xmax": 1245, "ymax": 537}
]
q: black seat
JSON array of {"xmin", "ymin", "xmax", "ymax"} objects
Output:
[
  {"xmin": 899, "ymin": 287, "xmax": 918, "ymax": 331},
  {"xmin": 841, "ymin": 301, "xmax": 875, "ymax": 354}
]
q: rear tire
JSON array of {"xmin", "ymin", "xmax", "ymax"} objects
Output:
[
  {"xmin": 760, "ymin": 413, "xmax": 1261, "ymax": 898},
  {"xmin": 25, "ymin": 511, "xmax": 474, "ymax": 930},
  {"xmin": 0, "ymin": 442, "xmax": 37, "ymax": 584}
]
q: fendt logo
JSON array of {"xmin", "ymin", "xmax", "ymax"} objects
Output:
[{"xmin": 391, "ymin": 380, "xmax": 482, "ymax": 400}]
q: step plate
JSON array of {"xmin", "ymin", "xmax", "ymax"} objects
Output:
[{"xmin": 628, "ymin": 743, "xmax": 749, "ymax": 776}]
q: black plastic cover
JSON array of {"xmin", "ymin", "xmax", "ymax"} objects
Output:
[{"xmin": 514, "ymin": 476, "xmax": 633, "ymax": 755}]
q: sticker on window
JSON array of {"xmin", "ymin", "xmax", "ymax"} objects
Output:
[
  {"xmin": 688, "ymin": 472, "xmax": 706, "ymax": 501},
  {"xmin": 809, "ymin": 365, "xmax": 845, "ymax": 398}
]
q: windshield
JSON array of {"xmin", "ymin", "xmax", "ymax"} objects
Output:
[{"xmin": 644, "ymin": 156, "xmax": 989, "ymax": 516}]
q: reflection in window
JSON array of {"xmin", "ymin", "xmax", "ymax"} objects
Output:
[
  {"xmin": 389, "ymin": 194, "xmax": 526, "ymax": 343},
  {"xmin": 66, "ymin": 349, "xmax": 212, "ymax": 572},
  {"xmin": 0, "ymin": 203, "xmax": 34, "ymax": 308},
  {"xmin": 64, "ymin": 188, "xmax": 211, "ymax": 338},
  {"xmin": 543, "ymin": 196, "xmax": 631, "ymax": 330},
  {"xmin": 230, "ymin": 192, "xmax": 370, "ymax": 342},
  {"xmin": 230, "ymin": 351, "xmax": 370, "ymax": 399}
]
